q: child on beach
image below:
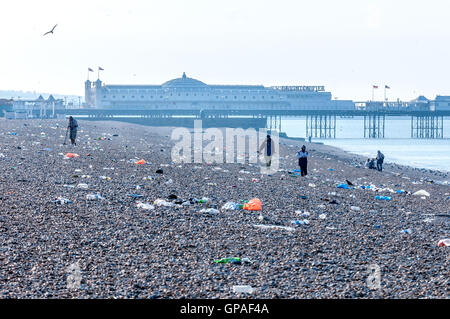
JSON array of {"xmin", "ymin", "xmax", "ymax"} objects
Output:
[
  {"xmin": 366, "ymin": 158, "xmax": 376, "ymax": 169},
  {"xmin": 296, "ymin": 145, "xmax": 309, "ymax": 176}
]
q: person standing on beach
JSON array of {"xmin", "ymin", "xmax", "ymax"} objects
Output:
[
  {"xmin": 376, "ymin": 150, "xmax": 384, "ymax": 172},
  {"xmin": 258, "ymin": 134, "xmax": 274, "ymax": 167},
  {"xmin": 296, "ymin": 145, "xmax": 309, "ymax": 176},
  {"xmin": 68, "ymin": 116, "xmax": 78, "ymax": 146}
]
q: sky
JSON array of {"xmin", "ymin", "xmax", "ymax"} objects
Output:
[{"xmin": 1, "ymin": 0, "xmax": 449, "ymax": 101}]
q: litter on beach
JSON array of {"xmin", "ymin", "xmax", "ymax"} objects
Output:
[
  {"xmin": 243, "ymin": 198, "xmax": 262, "ymax": 211},
  {"xmin": 86, "ymin": 193, "xmax": 104, "ymax": 200},
  {"xmin": 437, "ymin": 239, "xmax": 450, "ymax": 247},
  {"xmin": 253, "ymin": 224, "xmax": 295, "ymax": 232},
  {"xmin": 413, "ymin": 190, "xmax": 430, "ymax": 197},
  {"xmin": 136, "ymin": 202, "xmax": 155, "ymax": 210},
  {"xmin": 375, "ymin": 195, "xmax": 392, "ymax": 201},
  {"xmin": 65, "ymin": 153, "xmax": 80, "ymax": 158},
  {"xmin": 233, "ymin": 285, "xmax": 255, "ymax": 294},
  {"xmin": 291, "ymin": 219, "xmax": 310, "ymax": 226}
]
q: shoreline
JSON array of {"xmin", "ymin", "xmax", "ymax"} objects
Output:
[{"xmin": 281, "ymin": 134, "xmax": 450, "ymax": 176}]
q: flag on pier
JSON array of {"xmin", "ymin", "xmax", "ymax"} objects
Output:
[
  {"xmin": 385, "ymin": 85, "xmax": 390, "ymax": 89},
  {"xmin": 373, "ymin": 85, "xmax": 378, "ymax": 89},
  {"xmin": 99, "ymin": 67, "xmax": 104, "ymax": 71},
  {"xmin": 88, "ymin": 68, "xmax": 94, "ymax": 72}
]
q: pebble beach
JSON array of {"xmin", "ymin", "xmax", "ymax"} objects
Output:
[{"xmin": 0, "ymin": 119, "xmax": 448, "ymax": 298}]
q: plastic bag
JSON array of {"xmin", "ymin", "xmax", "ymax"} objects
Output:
[
  {"xmin": 243, "ymin": 198, "xmax": 262, "ymax": 211},
  {"xmin": 221, "ymin": 202, "xmax": 239, "ymax": 210},
  {"xmin": 65, "ymin": 153, "xmax": 80, "ymax": 158}
]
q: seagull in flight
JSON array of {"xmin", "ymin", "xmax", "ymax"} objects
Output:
[{"xmin": 43, "ymin": 24, "xmax": 58, "ymax": 36}]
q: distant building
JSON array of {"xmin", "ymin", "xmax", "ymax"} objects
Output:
[
  {"xmin": 408, "ymin": 96, "xmax": 431, "ymax": 110},
  {"xmin": 433, "ymin": 96, "xmax": 450, "ymax": 111},
  {"xmin": 0, "ymin": 98, "xmax": 13, "ymax": 117},
  {"xmin": 85, "ymin": 72, "xmax": 354, "ymax": 111},
  {"xmin": 12, "ymin": 95, "xmax": 64, "ymax": 118}
]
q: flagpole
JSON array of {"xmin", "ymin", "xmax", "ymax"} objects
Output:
[
  {"xmin": 384, "ymin": 86, "xmax": 386, "ymax": 101},
  {"xmin": 372, "ymin": 86, "xmax": 374, "ymax": 101}
]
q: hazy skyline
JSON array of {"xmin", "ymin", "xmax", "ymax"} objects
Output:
[{"xmin": 1, "ymin": 0, "xmax": 449, "ymax": 101}]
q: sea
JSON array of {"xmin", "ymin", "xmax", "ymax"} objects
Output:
[{"xmin": 282, "ymin": 116, "xmax": 450, "ymax": 172}]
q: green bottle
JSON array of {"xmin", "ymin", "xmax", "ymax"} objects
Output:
[{"xmin": 214, "ymin": 257, "xmax": 241, "ymax": 264}]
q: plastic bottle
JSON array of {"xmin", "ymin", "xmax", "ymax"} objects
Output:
[{"xmin": 214, "ymin": 257, "xmax": 241, "ymax": 264}]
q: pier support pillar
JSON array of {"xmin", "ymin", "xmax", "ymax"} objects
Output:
[
  {"xmin": 411, "ymin": 115, "xmax": 443, "ymax": 139},
  {"xmin": 364, "ymin": 114, "xmax": 385, "ymax": 138},
  {"xmin": 305, "ymin": 114, "xmax": 336, "ymax": 139}
]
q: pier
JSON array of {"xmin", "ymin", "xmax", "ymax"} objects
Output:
[{"xmin": 43, "ymin": 108, "xmax": 449, "ymax": 139}]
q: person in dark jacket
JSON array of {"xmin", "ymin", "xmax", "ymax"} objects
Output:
[
  {"xmin": 296, "ymin": 145, "xmax": 309, "ymax": 176},
  {"xmin": 68, "ymin": 116, "xmax": 78, "ymax": 146},
  {"xmin": 258, "ymin": 134, "xmax": 275, "ymax": 167},
  {"xmin": 376, "ymin": 150, "xmax": 384, "ymax": 171}
]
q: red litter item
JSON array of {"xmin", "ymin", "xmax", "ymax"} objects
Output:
[
  {"xmin": 243, "ymin": 198, "xmax": 262, "ymax": 211},
  {"xmin": 136, "ymin": 159, "xmax": 146, "ymax": 165},
  {"xmin": 437, "ymin": 239, "xmax": 450, "ymax": 247},
  {"xmin": 65, "ymin": 153, "xmax": 79, "ymax": 158}
]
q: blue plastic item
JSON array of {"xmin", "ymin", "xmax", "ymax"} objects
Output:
[{"xmin": 375, "ymin": 195, "xmax": 392, "ymax": 201}]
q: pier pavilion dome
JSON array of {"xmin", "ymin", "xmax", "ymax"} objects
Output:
[{"xmin": 162, "ymin": 72, "xmax": 207, "ymax": 88}]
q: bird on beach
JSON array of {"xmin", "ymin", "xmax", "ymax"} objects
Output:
[{"xmin": 43, "ymin": 24, "xmax": 58, "ymax": 36}]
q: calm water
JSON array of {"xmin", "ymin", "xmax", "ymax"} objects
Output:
[{"xmin": 281, "ymin": 117, "xmax": 450, "ymax": 172}]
